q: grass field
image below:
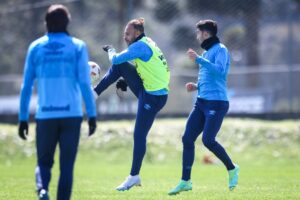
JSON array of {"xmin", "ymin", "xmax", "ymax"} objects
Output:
[{"xmin": 0, "ymin": 118, "xmax": 300, "ymax": 200}]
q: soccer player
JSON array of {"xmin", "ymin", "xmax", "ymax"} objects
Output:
[
  {"xmin": 94, "ymin": 18, "xmax": 170, "ymax": 191},
  {"xmin": 18, "ymin": 4, "xmax": 97, "ymax": 200},
  {"xmin": 168, "ymin": 20, "xmax": 239, "ymax": 195}
]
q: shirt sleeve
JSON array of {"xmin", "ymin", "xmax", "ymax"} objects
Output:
[
  {"xmin": 111, "ymin": 41, "xmax": 152, "ymax": 65},
  {"xmin": 77, "ymin": 42, "xmax": 97, "ymax": 118},
  {"xmin": 19, "ymin": 45, "xmax": 36, "ymax": 121},
  {"xmin": 196, "ymin": 48, "xmax": 229, "ymax": 75}
]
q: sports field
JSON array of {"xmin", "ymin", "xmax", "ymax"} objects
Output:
[{"xmin": 0, "ymin": 118, "xmax": 299, "ymax": 199}]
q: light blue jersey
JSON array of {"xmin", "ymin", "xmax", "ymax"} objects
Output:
[
  {"xmin": 111, "ymin": 41, "xmax": 152, "ymax": 65},
  {"xmin": 195, "ymin": 43, "xmax": 230, "ymax": 101},
  {"xmin": 19, "ymin": 33, "xmax": 96, "ymax": 120}
]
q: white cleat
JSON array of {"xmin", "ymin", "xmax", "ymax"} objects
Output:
[{"xmin": 116, "ymin": 175, "xmax": 142, "ymax": 191}]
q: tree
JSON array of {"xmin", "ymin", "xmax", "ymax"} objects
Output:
[
  {"xmin": 154, "ymin": 0, "xmax": 179, "ymax": 22},
  {"xmin": 172, "ymin": 25, "xmax": 198, "ymax": 50},
  {"xmin": 0, "ymin": 0, "xmax": 44, "ymax": 74},
  {"xmin": 186, "ymin": 0, "xmax": 261, "ymax": 67}
]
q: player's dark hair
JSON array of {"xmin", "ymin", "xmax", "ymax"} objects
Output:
[
  {"xmin": 128, "ymin": 18, "xmax": 145, "ymax": 33},
  {"xmin": 196, "ymin": 19, "xmax": 218, "ymax": 36},
  {"xmin": 45, "ymin": 4, "xmax": 71, "ymax": 33}
]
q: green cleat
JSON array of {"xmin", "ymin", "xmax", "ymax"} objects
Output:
[
  {"xmin": 168, "ymin": 180, "xmax": 192, "ymax": 195},
  {"xmin": 228, "ymin": 164, "xmax": 240, "ymax": 191}
]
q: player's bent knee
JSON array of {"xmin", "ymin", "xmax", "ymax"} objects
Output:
[
  {"xmin": 38, "ymin": 159, "xmax": 54, "ymax": 168},
  {"xmin": 182, "ymin": 136, "xmax": 195, "ymax": 149},
  {"xmin": 202, "ymin": 138, "xmax": 216, "ymax": 149}
]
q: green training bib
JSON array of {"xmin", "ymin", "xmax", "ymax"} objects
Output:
[{"xmin": 134, "ymin": 37, "xmax": 170, "ymax": 91}]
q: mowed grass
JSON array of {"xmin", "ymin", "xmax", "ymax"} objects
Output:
[{"xmin": 0, "ymin": 118, "xmax": 300, "ymax": 200}]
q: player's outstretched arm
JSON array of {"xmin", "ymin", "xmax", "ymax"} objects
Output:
[{"xmin": 102, "ymin": 44, "xmax": 116, "ymax": 63}]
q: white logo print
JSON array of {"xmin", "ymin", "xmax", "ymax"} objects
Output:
[
  {"xmin": 144, "ymin": 104, "xmax": 151, "ymax": 110},
  {"xmin": 209, "ymin": 110, "xmax": 216, "ymax": 115}
]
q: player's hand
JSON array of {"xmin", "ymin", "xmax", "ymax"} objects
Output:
[
  {"xmin": 102, "ymin": 45, "xmax": 114, "ymax": 52},
  {"xmin": 185, "ymin": 82, "xmax": 198, "ymax": 92},
  {"xmin": 116, "ymin": 79, "xmax": 128, "ymax": 91},
  {"xmin": 187, "ymin": 48, "xmax": 199, "ymax": 61},
  {"xmin": 88, "ymin": 117, "xmax": 97, "ymax": 137},
  {"xmin": 18, "ymin": 121, "xmax": 28, "ymax": 140}
]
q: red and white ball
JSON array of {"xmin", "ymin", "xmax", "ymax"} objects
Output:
[{"xmin": 89, "ymin": 61, "xmax": 101, "ymax": 85}]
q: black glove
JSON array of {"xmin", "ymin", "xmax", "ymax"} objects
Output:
[
  {"xmin": 116, "ymin": 79, "xmax": 128, "ymax": 91},
  {"xmin": 102, "ymin": 45, "xmax": 114, "ymax": 52},
  {"xmin": 88, "ymin": 117, "xmax": 97, "ymax": 136},
  {"xmin": 18, "ymin": 121, "xmax": 28, "ymax": 140}
]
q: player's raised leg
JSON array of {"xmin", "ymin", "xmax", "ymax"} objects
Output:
[{"xmin": 94, "ymin": 62, "xmax": 143, "ymax": 98}]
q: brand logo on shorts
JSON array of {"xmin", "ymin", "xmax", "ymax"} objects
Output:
[
  {"xmin": 144, "ymin": 104, "xmax": 151, "ymax": 110},
  {"xmin": 209, "ymin": 110, "xmax": 216, "ymax": 115}
]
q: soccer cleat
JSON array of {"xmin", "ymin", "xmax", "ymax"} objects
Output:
[
  {"xmin": 38, "ymin": 189, "xmax": 49, "ymax": 200},
  {"xmin": 168, "ymin": 180, "xmax": 192, "ymax": 195},
  {"xmin": 228, "ymin": 164, "xmax": 240, "ymax": 191},
  {"xmin": 116, "ymin": 175, "xmax": 142, "ymax": 191}
]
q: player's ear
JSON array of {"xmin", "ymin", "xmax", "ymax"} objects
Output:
[
  {"xmin": 204, "ymin": 31, "xmax": 211, "ymax": 38},
  {"xmin": 135, "ymin": 30, "xmax": 141, "ymax": 38}
]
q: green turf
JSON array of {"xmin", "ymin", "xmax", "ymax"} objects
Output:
[{"xmin": 0, "ymin": 118, "xmax": 300, "ymax": 199}]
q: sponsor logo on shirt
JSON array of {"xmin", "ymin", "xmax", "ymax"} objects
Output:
[
  {"xmin": 42, "ymin": 105, "xmax": 70, "ymax": 112},
  {"xmin": 44, "ymin": 42, "xmax": 65, "ymax": 50}
]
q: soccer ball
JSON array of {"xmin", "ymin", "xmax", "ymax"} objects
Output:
[{"xmin": 89, "ymin": 61, "xmax": 101, "ymax": 86}]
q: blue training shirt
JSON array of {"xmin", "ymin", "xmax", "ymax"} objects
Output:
[
  {"xmin": 111, "ymin": 41, "xmax": 168, "ymax": 95},
  {"xmin": 195, "ymin": 43, "xmax": 230, "ymax": 101},
  {"xmin": 19, "ymin": 33, "xmax": 96, "ymax": 120},
  {"xmin": 111, "ymin": 41, "xmax": 152, "ymax": 64}
]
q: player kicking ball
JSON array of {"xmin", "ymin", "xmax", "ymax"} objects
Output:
[
  {"xmin": 93, "ymin": 18, "xmax": 170, "ymax": 191},
  {"xmin": 168, "ymin": 19, "xmax": 239, "ymax": 195}
]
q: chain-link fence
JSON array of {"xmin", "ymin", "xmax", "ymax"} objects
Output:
[{"xmin": 0, "ymin": 0, "xmax": 299, "ymax": 121}]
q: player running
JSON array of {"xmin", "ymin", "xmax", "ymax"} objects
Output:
[{"xmin": 168, "ymin": 19, "xmax": 239, "ymax": 195}]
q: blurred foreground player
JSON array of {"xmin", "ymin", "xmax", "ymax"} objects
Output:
[{"xmin": 18, "ymin": 4, "xmax": 97, "ymax": 200}]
